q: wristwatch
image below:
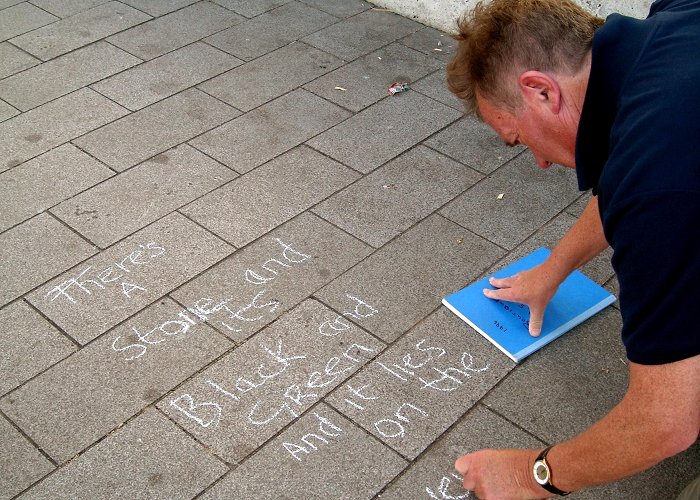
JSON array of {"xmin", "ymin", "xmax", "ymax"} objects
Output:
[{"xmin": 533, "ymin": 446, "xmax": 570, "ymax": 496}]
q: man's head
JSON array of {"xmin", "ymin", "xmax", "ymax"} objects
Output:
[{"xmin": 447, "ymin": 0, "xmax": 602, "ymax": 168}]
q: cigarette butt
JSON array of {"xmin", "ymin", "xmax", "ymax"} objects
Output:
[{"xmin": 334, "ymin": 86, "xmax": 347, "ymax": 91}]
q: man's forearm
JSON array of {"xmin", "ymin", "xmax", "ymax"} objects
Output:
[
  {"xmin": 543, "ymin": 195, "xmax": 609, "ymax": 283},
  {"xmin": 545, "ymin": 356, "xmax": 700, "ymax": 492}
]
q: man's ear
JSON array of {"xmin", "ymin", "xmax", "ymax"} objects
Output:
[{"xmin": 518, "ymin": 71, "xmax": 562, "ymax": 114}]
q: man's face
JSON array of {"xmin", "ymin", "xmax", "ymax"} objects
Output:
[{"xmin": 476, "ymin": 92, "xmax": 577, "ymax": 169}]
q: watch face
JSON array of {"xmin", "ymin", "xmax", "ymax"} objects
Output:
[{"xmin": 534, "ymin": 462, "xmax": 550, "ymax": 485}]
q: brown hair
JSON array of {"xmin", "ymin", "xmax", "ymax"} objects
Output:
[{"xmin": 446, "ymin": 0, "xmax": 603, "ymax": 114}]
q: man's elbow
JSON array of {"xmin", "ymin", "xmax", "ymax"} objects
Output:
[{"xmin": 654, "ymin": 419, "xmax": 698, "ymax": 459}]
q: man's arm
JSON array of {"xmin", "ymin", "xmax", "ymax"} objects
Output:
[
  {"xmin": 485, "ymin": 196, "xmax": 609, "ymax": 335},
  {"xmin": 456, "ymin": 354, "xmax": 700, "ymax": 498}
]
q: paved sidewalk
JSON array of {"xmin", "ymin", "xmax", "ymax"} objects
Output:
[{"xmin": 0, "ymin": 0, "xmax": 697, "ymax": 498}]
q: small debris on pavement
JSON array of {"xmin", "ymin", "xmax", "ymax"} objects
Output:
[
  {"xmin": 388, "ymin": 82, "xmax": 410, "ymax": 95},
  {"xmin": 334, "ymin": 86, "xmax": 347, "ymax": 91},
  {"xmin": 497, "ymin": 193, "xmax": 505, "ymax": 200}
]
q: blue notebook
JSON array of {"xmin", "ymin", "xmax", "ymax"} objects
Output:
[{"xmin": 442, "ymin": 248, "xmax": 616, "ymax": 362}]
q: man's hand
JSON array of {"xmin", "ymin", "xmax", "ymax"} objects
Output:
[
  {"xmin": 455, "ymin": 448, "xmax": 551, "ymax": 499},
  {"xmin": 483, "ymin": 263, "xmax": 560, "ymax": 336}
]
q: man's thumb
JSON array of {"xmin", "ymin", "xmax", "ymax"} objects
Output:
[{"xmin": 529, "ymin": 309, "xmax": 544, "ymax": 337}]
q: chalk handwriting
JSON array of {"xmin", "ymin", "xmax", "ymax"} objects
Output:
[
  {"xmin": 46, "ymin": 242, "xmax": 165, "ymax": 303},
  {"xmin": 373, "ymin": 402, "xmax": 428, "ymax": 439},
  {"xmin": 426, "ymin": 473, "xmax": 472, "ymax": 499},
  {"xmin": 319, "ymin": 293, "xmax": 379, "ymax": 337},
  {"xmin": 247, "ymin": 343, "xmax": 376, "ymax": 426},
  {"xmin": 244, "ymin": 239, "xmax": 311, "ymax": 286},
  {"xmin": 169, "ymin": 394, "xmax": 222, "ymax": 428},
  {"xmin": 282, "ymin": 412, "xmax": 343, "ymax": 462},
  {"xmin": 112, "ymin": 240, "xmax": 313, "ymax": 362},
  {"xmin": 377, "ymin": 339, "xmax": 489, "ymax": 391}
]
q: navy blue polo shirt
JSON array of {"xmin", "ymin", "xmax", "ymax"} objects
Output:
[{"xmin": 576, "ymin": 0, "xmax": 700, "ymax": 364}]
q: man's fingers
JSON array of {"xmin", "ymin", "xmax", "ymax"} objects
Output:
[
  {"xmin": 455, "ymin": 455, "xmax": 469, "ymax": 475},
  {"xmin": 483, "ymin": 286, "xmax": 517, "ymax": 302},
  {"xmin": 488, "ymin": 275, "xmax": 516, "ymax": 289}
]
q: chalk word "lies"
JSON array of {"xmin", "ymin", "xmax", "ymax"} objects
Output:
[
  {"xmin": 47, "ymin": 242, "xmax": 165, "ymax": 304},
  {"xmin": 377, "ymin": 339, "xmax": 489, "ymax": 392}
]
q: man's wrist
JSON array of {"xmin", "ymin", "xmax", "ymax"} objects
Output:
[{"xmin": 533, "ymin": 445, "xmax": 572, "ymax": 496}]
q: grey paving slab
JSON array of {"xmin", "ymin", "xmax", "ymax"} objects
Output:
[
  {"xmin": 0, "ymin": 144, "xmax": 113, "ymax": 233},
  {"xmin": 425, "ymin": 115, "xmax": 525, "ymax": 174},
  {"xmin": 0, "ymin": 3, "xmax": 58, "ymax": 42},
  {"xmin": 298, "ymin": 0, "xmax": 370, "ymax": 18},
  {"xmin": 302, "ymin": 8, "xmax": 422, "ymax": 62},
  {"xmin": 380, "ymin": 405, "xmax": 543, "ymax": 500},
  {"xmin": 325, "ymin": 307, "xmax": 513, "ymax": 459},
  {"xmin": 91, "ymin": 42, "xmax": 242, "ymax": 111},
  {"xmin": 159, "ymin": 299, "xmax": 385, "ymax": 463},
  {"xmin": 0, "ymin": 0, "xmax": 22, "ymax": 9},
  {"xmin": 0, "ymin": 300, "xmax": 76, "ymax": 396},
  {"xmin": 566, "ymin": 192, "xmax": 591, "ymax": 217},
  {"xmin": 0, "ymin": 414, "xmax": 54, "ymax": 500},
  {"xmin": 303, "ymin": 43, "xmax": 442, "ymax": 112},
  {"xmin": 412, "ymin": 68, "xmax": 465, "ymax": 111},
  {"xmin": 10, "ymin": 2, "xmax": 151, "ymax": 61},
  {"xmin": 190, "ymin": 89, "xmax": 349, "ymax": 173},
  {"xmin": 27, "ymin": 0, "xmax": 108, "ymax": 18},
  {"xmin": 20, "ymin": 408, "xmax": 228, "ymax": 498},
  {"xmin": 26, "ymin": 212, "xmax": 233, "ymax": 344},
  {"xmin": 202, "ymin": 403, "xmax": 406, "ymax": 499},
  {"xmin": 209, "ymin": 0, "xmax": 292, "ymax": 18},
  {"xmin": 51, "ymin": 144, "xmax": 236, "ymax": 248},
  {"xmin": 204, "ymin": 1, "xmax": 337, "ymax": 61},
  {"xmin": 440, "ymin": 154, "xmax": 581, "ymax": 250},
  {"xmin": 0, "ymin": 298, "xmax": 232, "ymax": 464},
  {"xmin": 0, "ymin": 88, "xmax": 128, "ymax": 174},
  {"xmin": 120, "ymin": 0, "xmax": 198, "ymax": 16},
  {"xmin": 483, "ymin": 307, "xmax": 627, "ymax": 444},
  {"xmin": 307, "ymin": 91, "xmax": 461, "ymax": 174},
  {"xmin": 182, "ymin": 145, "xmax": 358, "ymax": 247},
  {"xmin": 312, "ymin": 146, "xmax": 481, "ymax": 248},
  {"xmin": 0, "ymin": 42, "xmax": 39, "ymax": 79},
  {"xmin": 0, "ymin": 41, "xmax": 141, "ymax": 111},
  {"xmin": 399, "ymin": 26, "xmax": 458, "ymax": 63},
  {"xmin": 198, "ymin": 41, "xmax": 342, "ymax": 112},
  {"xmin": 0, "ymin": 213, "xmax": 96, "ymax": 307},
  {"xmin": 171, "ymin": 212, "xmax": 372, "ymax": 343},
  {"xmin": 0, "ymin": 99, "xmax": 18, "ymax": 122},
  {"xmin": 107, "ymin": 1, "xmax": 244, "ymax": 60},
  {"xmin": 73, "ymin": 89, "xmax": 239, "ymax": 172},
  {"xmin": 316, "ymin": 215, "xmax": 505, "ymax": 343}
]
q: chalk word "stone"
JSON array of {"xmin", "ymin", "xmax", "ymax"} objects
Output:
[
  {"xmin": 282, "ymin": 411, "xmax": 343, "ymax": 462},
  {"xmin": 111, "ymin": 239, "xmax": 310, "ymax": 361},
  {"xmin": 46, "ymin": 242, "xmax": 165, "ymax": 304}
]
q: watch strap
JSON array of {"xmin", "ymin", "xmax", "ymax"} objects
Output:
[{"xmin": 535, "ymin": 446, "xmax": 570, "ymax": 496}]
